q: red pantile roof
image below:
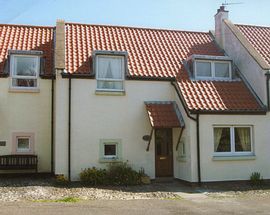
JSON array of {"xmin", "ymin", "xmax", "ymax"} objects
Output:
[
  {"xmin": 177, "ymin": 77, "xmax": 262, "ymax": 111},
  {"xmin": 145, "ymin": 102, "xmax": 184, "ymax": 128},
  {"xmin": 65, "ymin": 23, "xmax": 223, "ymax": 77},
  {"xmin": 0, "ymin": 24, "xmax": 54, "ymax": 75},
  {"xmin": 65, "ymin": 22, "xmax": 264, "ymax": 112},
  {"xmin": 236, "ymin": 24, "xmax": 270, "ymax": 67}
]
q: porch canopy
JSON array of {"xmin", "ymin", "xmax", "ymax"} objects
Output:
[
  {"xmin": 145, "ymin": 101, "xmax": 185, "ymax": 128},
  {"xmin": 144, "ymin": 101, "xmax": 185, "ymax": 151}
]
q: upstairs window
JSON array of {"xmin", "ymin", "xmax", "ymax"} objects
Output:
[
  {"xmin": 10, "ymin": 55, "xmax": 39, "ymax": 88},
  {"xmin": 96, "ymin": 55, "xmax": 125, "ymax": 91},
  {"xmin": 195, "ymin": 60, "xmax": 231, "ymax": 80}
]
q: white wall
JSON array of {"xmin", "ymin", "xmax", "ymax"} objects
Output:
[
  {"xmin": 199, "ymin": 114, "xmax": 270, "ymax": 182},
  {"xmin": 0, "ymin": 78, "xmax": 52, "ymax": 172},
  {"xmin": 54, "ymin": 78, "xmax": 193, "ymax": 181}
]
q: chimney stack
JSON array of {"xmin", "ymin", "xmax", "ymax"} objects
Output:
[
  {"xmin": 215, "ymin": 6, "xmax": 229, "ymax": 49},
  {"xmin": 55, "ymin": 19, "xmax": 65, "ymax": 70}
]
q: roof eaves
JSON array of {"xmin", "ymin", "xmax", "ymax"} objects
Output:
[
  {"xmin": 224, "ymin": 19, "xmax": 270, "ymax": 70},
  {"xmin": 190, "ymin": 109, "xmax": 267, "ymax": 115}
]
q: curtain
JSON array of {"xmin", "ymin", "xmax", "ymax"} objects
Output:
[
  {"xmin": 235, "ymin": 128, "xmax": 251, "ymax": 151},
  {"xmin": 214, "ymin": 128, "xmax": 223, "ymax": 152},
  {"xmin": 97, "ymin": 56, "xmax": 123, "ymax": 90}
]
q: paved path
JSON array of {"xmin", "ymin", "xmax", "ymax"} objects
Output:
[{"xmin": 1, "ymin": 196, "xmax": 270, "ymax": 215}]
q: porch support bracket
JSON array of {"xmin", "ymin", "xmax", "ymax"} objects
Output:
[
  {"xmin": 176, "ymin": 127, "xmax": 184, "ymax": 151},
  {"xmin": 146, "ymin": 128, "xmax": 154, "ymax": 151}
]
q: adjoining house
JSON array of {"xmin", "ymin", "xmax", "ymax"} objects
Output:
[{"xmin": 0, "ymin": 7, "xmax": 269, "ymax": 183}]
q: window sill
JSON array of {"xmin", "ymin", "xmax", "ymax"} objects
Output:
[
  {"xmin": 212, "ymin": 155, "xmax": 256, "ymax": 161},
  {"xmin": 9, "ymin": 88, "xmax": 40, "ymax": 93},
  {"xmin": 95, "ymin": 90, "xmax": 125, "ymax": 96},
  {"xmin": 99, "ymin": 158, "xmax": 123, "ymax": 163}
]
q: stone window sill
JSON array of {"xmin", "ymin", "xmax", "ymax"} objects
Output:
[
  {"xmin": 95, "ymin": 90, "xmax": 125, "ymax": 96},
  {"xmin": 9, "ymin": 88, "xmax": 40, "ymax": 93},
  {"xmin": 212, "ymin": 155, "xmax": 256, "ymax": 161}
]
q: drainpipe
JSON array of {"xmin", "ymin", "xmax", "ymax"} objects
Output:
[
  {"xmin": 68, "ymin": 75, "xmax": 72, "ymax": 181},
  {"xmin": 51, "ymin": 77, "xmax": 55, "ymax": 174},
  {"xmin": 171, "ymin": 81, "xmax": 201, "ymax": 184},
  {"xmin": 265, "ymin": 71, "xmax": 270, "ymax": 110},
  {"xmin": 196, "ymin": 114, "xmax": 201, "ymax": 184}
]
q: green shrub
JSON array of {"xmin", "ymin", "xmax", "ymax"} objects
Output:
[
  {"xmin": 80, "ymin": 162, "xmax": 143, "ymax": 186},
  {"xmin": 80, "ymin": 167, "xmax": 107, "ymax": 185},
  {"xmin": 107, "ymin": 162, "xmax": 141, "ymax": 186},
  {"xmin": 250, "ymin": 172, "xmax": 263, "ymax": 186}
]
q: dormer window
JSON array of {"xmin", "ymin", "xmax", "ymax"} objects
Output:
[
  {"xmin": 195, "ymin": 60, "xmax": 231, "ymax": 79},
  {"xmin": 189, "ymin": 54, "xmax": 232, "ymax": 80},
  {"xmin": 95, "ymin": 51, "xmax": 126, "ymax": 92},
  {"xmin": 9, "ymin": 50, "xmax": 42, "ymax": 90}
]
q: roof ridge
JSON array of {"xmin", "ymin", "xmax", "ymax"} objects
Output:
[
  {"xmin": 0, "ymin": 23, "xmax": 54, "ymax": 29},
  {"xmin": 65, "ymin": 22, "xmax": 210, "ymax": 34},
  {"xmin": 236, "ymin": 23, "xmax": 270, "ymax": 29}
]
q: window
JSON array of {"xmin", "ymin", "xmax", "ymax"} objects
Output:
[
  {"xmin": 99, "ymin": 139, "xmax": 122, "ymax": 162},
  {"xmin": 17, "ymin": 137, "xmax": 31, "ymax": 152},
  {"xmin": 195, "ymin": 60, "xmax": 231, "ymax": 79},
  {"xmin": 12, "ymin": 132, "xmax": 35, "ymax": 154},
  {"xmin": 214, "ymin": 126, "xmax": 253, "ymax": 156},
  {"xmin": 10, "ymin": 55, "xmax": 39, "ymax": 88},
  {"xmin": 96, "ymin": 55, "xmax": 125, "ymax": 91}
]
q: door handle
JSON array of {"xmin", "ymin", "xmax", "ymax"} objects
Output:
[{"xmin": 159, "ymin": 156, "xmax": 167, "ymax": 160}]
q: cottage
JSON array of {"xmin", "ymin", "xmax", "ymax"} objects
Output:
[{"xmin": 0, "ymin": 7, "xmax": 269, "ymax": 183}]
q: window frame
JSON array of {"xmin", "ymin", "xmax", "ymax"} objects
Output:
[
  {"xmin": 16, "ymin": 136, "xmax": 31, "ymax": 153},
  {"xmin": 93, "ymin": 51, "xmax": 127, "ymax": 93},
  {"xmin": 10, "ymin": 54, "xmax": 40, "ymax": 90},
  {"xmin": 195, "ymin": 60, "xmax": 232, "ymax": 80},
  {"xmin": 99, "ymin": 139, "xmax": 122, "ymax": 162},
  {"xmin": 12, "ymin": 132, "xmax": 35, "ymax": 155},
  {"xmin": 213, "ymin": 125, "xmax": 254, "ymax": 156}
]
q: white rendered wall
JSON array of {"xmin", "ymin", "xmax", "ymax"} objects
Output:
[
  {"xmin": 54, "ymin": 78, "xmax": 193, "ymax": 181},
  {"xmin": 0, "ymin": 78, "xmax": 52, "ymax": 172},
  {"xmin": 199, "ymin": 114, "xmax": 270, "ymax": 182}
]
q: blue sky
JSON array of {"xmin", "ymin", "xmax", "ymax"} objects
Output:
[{"xmin": 0, "ymin": 0, "xmax": 269, "ymax": 31}]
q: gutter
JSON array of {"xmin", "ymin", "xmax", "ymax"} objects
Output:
[
  {"xmin": 68, "ymin": 75, "xmax": 72, "ymax": 181},
  {"xmin": 171, "ymin": 81, "xmax": 201, "ymax": 184}
]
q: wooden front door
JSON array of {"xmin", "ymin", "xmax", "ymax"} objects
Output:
[{"xmin": 155, "ymin": 128, "xmax": 173, "ymax": 177}]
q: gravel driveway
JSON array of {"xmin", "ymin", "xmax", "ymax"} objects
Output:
[{"xmin": 0, "ymin": 176, "xmax": 183, "ymax": 202}]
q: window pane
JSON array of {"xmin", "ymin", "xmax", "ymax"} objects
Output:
[
  {"xmin": 215, "ymin": 62, "xmax": 229, "ymax": 78},
  {"xmin": 97, "ymin": 56, "xmax": 123, "ymax": 79},
  {"xmin": 12, "ymin": 78, "xmax": 37, "ymax": 87},
  {"xmin": 97, "ymin": 80, "xmax": 123, "ymax": 90},
  {"xmin": 234, "ymin": 127, "xmax": 251, "ymax": 152},
  {"xmin": 14, "ymin": 56, "xmax": 37, "ymax": 76},
  {"xmin": 214, "ymin": 127, "xmax": 231, "ymax": 152},
  {"xmin": 104, "ymin": 144, "xmax": 116, "ymax": 156},
  {"xmin": 17, "ymin": 138, "xmax": 30, "ymax": 151},
  {"xmin": 196, "ymin": 61, "xmax": 211, "ymax": 77}
]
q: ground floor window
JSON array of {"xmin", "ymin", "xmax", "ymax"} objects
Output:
[
  {"xmin": 12, "ymin": 132, "xmax": 35, "ymax": 154},
  {"xmin": 99, "ymin": 139, "xmax": 122, "ymax": 162},
  {"xmin": 213, "ymin": 126, "xmax": 253, "ymax": 155}
]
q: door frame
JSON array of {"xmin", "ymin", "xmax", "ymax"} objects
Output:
[{"xmin": 155, "ymin": 128, "xmax": 174, "ymax": 177}]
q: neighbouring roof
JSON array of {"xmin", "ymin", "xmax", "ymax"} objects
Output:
[
  {"xmin": 145, "ymin": 102, "xmax": 184, "ymax": 128},
  {"xmin": 0, "ymin": 24, "xmax": 54, "ymax": 76},
  {"xmin": 236, "ymin": 24, "xmax": 270, "ymax": 67}
]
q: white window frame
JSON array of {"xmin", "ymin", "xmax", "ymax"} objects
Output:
[
  {"xmin": 96, "ymin": 55, "xmax": 125, "ymax": 92},
  {"xmin": 10, "ymin": 55, "xmax": 40, "ymax": 89},
  {"xmin": 195, "ymin": 60, "xmax": 232, "ymax": 80},
  {"xmin": 213, "ymin": 125, "xmax": 254, "ymax": 156},
  {"xmin": 12, "ymin": 132, "xmax": 35, "ymax": 155}
]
